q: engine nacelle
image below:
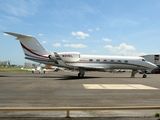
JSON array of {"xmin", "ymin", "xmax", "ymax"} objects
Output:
[
  {"xmin": 48, "ymin": 52, "xmax": 80, "ymax": 63},
  {"xmin": 48, "ymin": 54, "xmax": 57, "ymax": 62}
]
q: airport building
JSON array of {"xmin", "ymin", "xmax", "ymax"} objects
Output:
[
  {"xmin": 0, "ymin": 61, "xmax": 8, "ymax": 66},
  {"xmin": 24, "ymin": 62, "xmax": 32, "ymax": 69},
  {"xmin": 24, "ymin": 62, "xmax": 41, "ymax": 69}
]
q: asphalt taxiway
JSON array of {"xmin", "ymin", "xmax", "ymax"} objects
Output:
[{"xmin": 0, "ymin": 71, "xmax": 160, "ymax": 119}]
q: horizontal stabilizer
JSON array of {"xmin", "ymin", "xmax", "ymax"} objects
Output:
[{"xmin": 4, "ymin": 32, "xmax": 33, "ymax": 38}]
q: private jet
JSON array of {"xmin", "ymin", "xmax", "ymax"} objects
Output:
[{"xmin": 4, "ymin": 32, "xmax": 157, "ymax": 78}]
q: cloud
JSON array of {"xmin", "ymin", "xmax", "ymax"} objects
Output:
[
  {"xmin": 71, "ymin": 31, "xmax": 89, "ymax": 39},
  {"xmin": 88, "ymin": 29, "xmax": 93, "ymax": 32},
  {"xmin": 62, "ymin": 39, "xmax": 69, "ymax": 42},
  {"xmin": 42, "ymin": 41, "xmax": 47, "ymax": 44},
  {"xmin": 96, "ymin": 28, "xmax": 100, "ymax": 31},
  {"xmin": 92, "ymin": 50, "xmax": 97, "ymax": 53},
  {"xmin": 39, "ymin": 34, "xmax": 43, "ymax": 36},
  {"xmin": 1, "ymin": 15, "xmax": 21, "ymax": 23},
  {"xmin": 130, "ymin": 52, "xmax": 147, "ymax": 56},
  {"xmin": 104, "ymin": 43, "xmax": 136, "ymax": 55},
  {"xmin": 64, "ymin": 44, "xmax": 87, "ymax": 48},
  {"xmin": 0, "ymin": 0, "xmax": 42, "ymax": 17},
  {"xmin": 109, "ymin": 18, "xmax": 139, "ymax": 27},
  {"xmin": 53, "ymin": 43, "xmax": 61, "ymax": 47},
  {"xmin": 102, "ymin": 38, "xmax": 112, "ymax": 42}
]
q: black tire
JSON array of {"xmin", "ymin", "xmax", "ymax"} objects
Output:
[
  {"xmin": 78, "ymin": 73, "xmax": 84, "ymax": 78},
  {"xmin": 143, "ymin": 74, "xmax": 147, "ymax": 78}
]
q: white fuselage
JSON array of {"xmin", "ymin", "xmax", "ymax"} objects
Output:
[{"xmin": 65, "ymin": 54, "xmax": 157, "ymax": 70}]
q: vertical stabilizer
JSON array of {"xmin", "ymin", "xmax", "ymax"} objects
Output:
[{"xmin": 4, "ymin": 32, "xmax": 48, "ymax": 59}]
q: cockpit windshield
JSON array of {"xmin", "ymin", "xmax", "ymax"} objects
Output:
[{"xmin": 142, "ymin": 59, "xmax": 145, "ymax": 61}]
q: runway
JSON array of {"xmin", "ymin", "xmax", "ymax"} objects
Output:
[{"xmin": 0, "ymin": 71, "xmax": 160, "ymax": 118}]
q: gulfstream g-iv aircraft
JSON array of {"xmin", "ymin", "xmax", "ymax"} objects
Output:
[{"xmin": 4, "ymin": 32, "xmax": 157, "ymax": 78}]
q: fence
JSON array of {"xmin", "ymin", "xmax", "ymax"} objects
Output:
[{"xmin": 0, "ymin": 106, "xmax": 160, "ymax": 117}]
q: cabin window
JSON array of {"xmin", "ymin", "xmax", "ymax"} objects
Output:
[
  {"xmin": 142, "ymin": 59, "xmax": 145, "ymax": 61},
  {"xmin": 103, "ymin": 59, "xmax": 107, "ymax": 62},
  {"xmin": 110, "ymin": 60, "xmax": 114, "ymax": 62},
  {"xmin": 124, "ymin": 60, "xmax": 128, "ymax": 63},
  {"xmin": 96, "ymin": 59, "xmax": 100, "ymax": 62},
  {"xmin": 117, "ymin": 60, "xmax": 121, "ymax": 62},
  {"xmin": 89, "ymin": 59, "xmax": 93, "ymax": 62}
]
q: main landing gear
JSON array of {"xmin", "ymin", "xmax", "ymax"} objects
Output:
[
  {"xmin": 131, "ymin": 70, "xmax": 138, "ymax": 78},
  {"xmin": 78, "ymin": 69, "xmax": 85, "ymax": 78}
]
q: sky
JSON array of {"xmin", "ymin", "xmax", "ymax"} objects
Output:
[{"xmin": 1, "ymin": 0, "xmax": 160, "ymax": 65}]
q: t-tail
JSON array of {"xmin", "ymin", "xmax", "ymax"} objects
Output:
[{"xmin": 4, "ymin": 32, "xmax": 48, "ymax": 60}]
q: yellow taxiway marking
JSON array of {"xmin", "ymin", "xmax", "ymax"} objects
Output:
[{"xmin": 83, "ymin": 84, "xmax": 159, "ymax": 90}]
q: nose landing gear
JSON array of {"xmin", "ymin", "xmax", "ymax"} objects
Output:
[
  {"xmin": 142, "ymin": 74, "xmax": 147, "ymax": 78},
  {"xmin": 142, "ymin": 70, "xmax": 147, "ymax": 78}
]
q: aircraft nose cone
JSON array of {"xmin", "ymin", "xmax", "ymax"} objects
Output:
[
  {"xmin": 151, "ymin": 63, "xmax": 158, "ymax": 69},
  {"xmin": 147, "ymin": 61, "xmax": 157, "ymax": 69}
]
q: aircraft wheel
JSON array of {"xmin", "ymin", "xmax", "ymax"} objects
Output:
[
  {"xmin": 81, "ymin": 74, "xmax": 84, "ymax": 78},
  {"xmin": 78, "ymin": 73, "xmax": 80, "ymax": 77},
  {"xmin": 78, "ymin": 73, "xmax": 84, "ymax": 78},
  {"xmin": 143, "ymin": 74, "xmax": 147, "ymax": 78}
]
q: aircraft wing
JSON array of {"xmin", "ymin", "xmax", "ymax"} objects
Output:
[
  {"xmin": 72, "ymin": 63, "xmax": 109, "ymax": 72},
  {"xmin": 25, "ymin": 56, "xmax": 72, "ymax": 69},
  {"xmin": 80, "ymin": 67, "xmax": 107, "ymax": 72}
]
